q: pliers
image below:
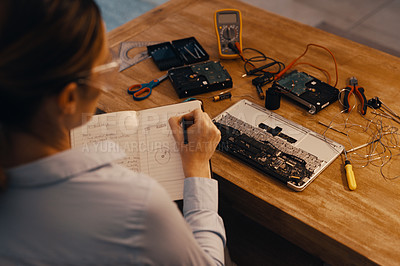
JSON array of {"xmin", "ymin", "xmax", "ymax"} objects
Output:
[{"xmin": 343, "ymin": 77, "xmax": 367, "ymax": 115}]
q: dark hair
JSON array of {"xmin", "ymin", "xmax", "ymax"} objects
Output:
[
  {"xmin": 0, "ymin": 0, "xmax": 104, "ymax": 126},
  {"xmin": 0, "ymin": 0, "xmax": 104, "ymax": 189}
]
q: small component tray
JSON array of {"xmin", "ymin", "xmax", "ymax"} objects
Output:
[{"xmin": 147, "ymin": 37, "xmax": 209, "ymax": 71}]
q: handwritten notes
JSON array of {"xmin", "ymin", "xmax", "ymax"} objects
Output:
[
  {"xmin": 71, "ymin": 111, "xmax": 140, "ymax": 172},
  {"xmin": 138, "ymin": 103, "xmax": 201, "ymax": 200},
  {"xmin": 70, "ymin": 100, "xmax": 202, "ymax": 200}
]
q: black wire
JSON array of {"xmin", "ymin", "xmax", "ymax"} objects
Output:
[
  {"xmin": 239, "ymin": 47, "xmax": 285, "ymax": 86},
  {"xmin": 240, "ymin": 48, "xmax": 285, "ymax": 76}
]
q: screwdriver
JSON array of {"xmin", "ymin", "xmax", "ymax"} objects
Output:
[{"xmin": 343, "ymin": 150, "xmax": 357, "ymax": 191}]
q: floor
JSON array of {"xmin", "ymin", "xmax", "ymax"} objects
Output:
[
  {"xmin": 94, "ymin": 0, "xmax": 399, "ymax": 264},
  {"xmin": 243, "ymin": 0, "xmax": 400, "ymax": 57},
  {"xmin": 96, "ymin": 0, "xmax": 400, "ymax": 57}
]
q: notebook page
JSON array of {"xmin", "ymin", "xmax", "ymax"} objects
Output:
[
  {"xmin": 70, "ymin": 111, "xmax": 140, "ymax": 172},
  {"xmin": 138, "ymin": 100, "xmax": 202, "ymax": 200}
]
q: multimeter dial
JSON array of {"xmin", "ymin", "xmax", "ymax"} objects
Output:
[
  {"xmin": 221, "ymin": 25, "xmax": 239, "ymax": 41},
  {"xmin": 219, "ymin": 25, "xmax": 239, "ymax": 54}
]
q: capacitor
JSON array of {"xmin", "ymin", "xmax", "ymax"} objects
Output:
[
  {"xmin": 265, "ymin": 86, "xmax": 281, "ymax": 110},
  {"xmin": 213, "ymin": 92, "xmax": 232, "ymax": 102}
]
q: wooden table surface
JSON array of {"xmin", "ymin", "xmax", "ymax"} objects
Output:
[{"xmin": 105, "ymin": 0, "xmax": 400, "ymax": 264}]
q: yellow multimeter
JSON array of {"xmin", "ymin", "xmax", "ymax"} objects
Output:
[{"xmin": 214, "ymin": 9, "xmax": 242, "ymax": 59}]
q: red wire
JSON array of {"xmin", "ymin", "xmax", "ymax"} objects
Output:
[
  {"xmin": 293, "ymin": 62, "xmax": 332, "ymax": 85},
  {"xmin": 274, "ymin": 43, "xmax": 339, "ymax": 87}
]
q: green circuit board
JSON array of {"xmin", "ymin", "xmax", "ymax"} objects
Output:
[{"xmin": 276, "ymin": 71, "xmax": 313, "ymax": 96}]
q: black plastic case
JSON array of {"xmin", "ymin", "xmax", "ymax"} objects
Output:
[
  {"xmin": 147, "ymin": 42, "xmax": 183, "ymax": 71},
  {"xmin": 147, "ymin": 37, "xmax": 209, "ymax": 71}
]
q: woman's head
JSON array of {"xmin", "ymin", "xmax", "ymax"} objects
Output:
[
  {"xmin": 0, "ymin": 0, "xmax": 111, "ymax": 187},
  {"xmin": 0, "ymin": 0, "xmax": 106, "ymax": 128}
]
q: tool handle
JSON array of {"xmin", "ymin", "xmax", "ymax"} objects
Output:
[
  {"xmin": 345, "ymin": 160, "xmax": 357, "ymax": 190},
  {"xmin": 127, "ymin": 84, "xmax": 142, "ymax": 94},
  {"xmin": 132, "ymin": 87, "xmax": 151, "ymax": 101},
  {"xmin": 343, "ymin": 87, "xmax": 352, "ymax": 112},
  {"xmin": 355, "ymin": 86, "xmax": 367, "ymax": 115}
]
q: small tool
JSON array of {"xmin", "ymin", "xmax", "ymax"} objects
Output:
[
  {"xmin": 343, "ymin": 77, "xmax": 367, "ymax": 115},
  {"xmin": 127, "ymin": 74, "xmax": 168, "ymax": 101},
  {"xmin": 184, "ymin": 46, "xmax": 197, "ymax": 59},
  {"xmin": 343, "ymin": 150, "xmax": 357, "ymax": 191},
  {"xmin": 118, "ymin": 41, "xmax": 161, "ymax": 72},
  {"xmin": 194, "ymin": 43, "xmax": 206, "ymax": 56}
]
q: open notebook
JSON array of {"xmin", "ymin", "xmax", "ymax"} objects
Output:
[{"xmin": 70, "ymin": 100, "xmax": 202, "ymax": 200}]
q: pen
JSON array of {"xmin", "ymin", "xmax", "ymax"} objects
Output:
[{"xmin": 181, "ymin": 118, "xmax": 193, "ymax": 144}]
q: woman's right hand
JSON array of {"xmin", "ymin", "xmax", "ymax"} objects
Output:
[{"xmin": 168, "ymin": 108, "xmax": 221, "ymax": 178}]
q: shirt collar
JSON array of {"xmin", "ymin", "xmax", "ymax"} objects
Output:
[{"xmin": 6, "ymin": 141, "xmax": 126, "ymax": 187}]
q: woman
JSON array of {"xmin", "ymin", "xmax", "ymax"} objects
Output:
[{"xmin": 0, "ymin": 0, "xmax": 225, "ymax": 265}]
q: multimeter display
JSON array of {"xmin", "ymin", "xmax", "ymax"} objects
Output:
[
  {"xmin": 215, "ymin": 9, "xmax": 242, "ymax": 59},
  {"xmin": 218, "ymin": 13, "xmax": 238, "ymax": 24}
]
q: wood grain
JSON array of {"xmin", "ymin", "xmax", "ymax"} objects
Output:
[{"xmin": 105, "ymin": 0, "xmax": 400, "ymax": 264}]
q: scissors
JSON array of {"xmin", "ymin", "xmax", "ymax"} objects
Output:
[
  {"xmin": 127, "ymin": 73, "xmax": 168, "ymax": 101},
  {"xmin": 343, "ymin": 77, "xmax": 367, "ymax": 115}
]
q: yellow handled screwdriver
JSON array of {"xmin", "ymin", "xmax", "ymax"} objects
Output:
[{"xmin": 344, "ymin": 150, "xmax": 357, "ymax": 190}]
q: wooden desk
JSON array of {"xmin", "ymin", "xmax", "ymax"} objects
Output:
[{"xmin": 105, "ymin": 0, "xmax": 400, "ymax": 264}]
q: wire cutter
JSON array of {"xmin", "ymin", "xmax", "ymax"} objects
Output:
[
  {"xmin": 127, "ymin": 73, "xmax": 168, "ymax": 101},
  {"xmin": 343, "ymin": 77, "xmax": 367, "ymax": 115}
]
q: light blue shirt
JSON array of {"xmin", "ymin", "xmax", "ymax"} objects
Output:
[{"xmin": 0, "ymin": 142, "xmax": 226, "ymax": 265}]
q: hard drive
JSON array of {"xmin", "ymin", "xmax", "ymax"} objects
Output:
[
  {"xmin": 272, "ymin": 70, "xmax": 339, "ymax": 114},
  {"xmin": 168, "ymin": 61, "xmax": 233, "ymax": 98}
]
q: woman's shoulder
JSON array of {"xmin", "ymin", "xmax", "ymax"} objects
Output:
[{"xmin": 71, "ymin": 162, "xmax": 159, "ymax": 202}]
